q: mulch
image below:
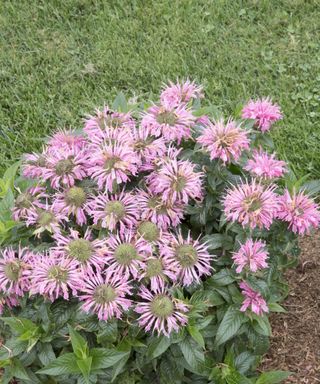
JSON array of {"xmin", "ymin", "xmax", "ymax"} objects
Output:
[{"xmin": 260, "ymin": 231, "xmax": 320, "ymax": 383}]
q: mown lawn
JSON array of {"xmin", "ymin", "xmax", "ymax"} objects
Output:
[{"xmin": 0, "ymin": 0, "xmax": 319, "ymax": 176}]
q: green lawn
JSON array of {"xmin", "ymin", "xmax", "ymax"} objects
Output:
[{"xmin": 1, "ymin": 0, "xmax": 319, "ymax": 176}]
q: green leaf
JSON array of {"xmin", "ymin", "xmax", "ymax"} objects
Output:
[
  {"xmin": 256, "ymin": 370, "xmax": 292, "ymax": 384},
  {"xmin": 147, "ymin": 336, "xmax": 171, "ymax": 359},
  {"xmin": 112, "ymin": 92, "xmax": 127, "ymax": 112},
  {"xmin": 252, "ymin": 316, "xmax": 272, "ymax": 337},
  {"xmin": 187, "ymin": 325, "xmax": 205, "ymax": 349},
  {"xmin": 268, "ymin": 303, "xmax": 286, "ymax": 313},
  {"xmin": 211, "ymin": 269, "xmax": 236, "ymax": 286},
  {"xmin": 3, "ymin": 161, "xmax": 21, "ymax": 189},
  {"xmin": 1, "ymin": 317, "xmax": 37, "ymax": 334},
  {"xmin": 215, "ymin": 307, "xmax": 244, "ymax": 346},
  {"xmin": 37, "ymin": 343, "xmax": 56, "ymax": 366},
  {"xmin": 179, "ymin": 338, "xmax": 205, "ymax": 370},
  {"xmin": 37, "ymin": 353, "xmax": 80, "ymax": 376},
  {"xmin": 77, "ymin": 356, "xmax": 92, "ymax": 383},
  {"xmin": 0, "ymin": 338, "xmax": 28, "ymax": 360},
  {"xmin": 234, "ymin": 352, "xmax": 256, "ymax": 374},
  {"xmin": 90, "ymin": 348, "xmax": 129, "ymax": 370},
  {"xmin": 202, "ymin": 234, "xmax": 223, "ymax": 250},
  {"xmin": 68, "ymin": 325, "xmax": 88, "ymax": 359},
  {"xmin": 10, "ymin": 358, "xmax": 32, "ymax": 381}
]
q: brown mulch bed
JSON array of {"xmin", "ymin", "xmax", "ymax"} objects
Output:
[{"xmin": 261, "ymin": 232, "xmax": 320, "ymax": 383}]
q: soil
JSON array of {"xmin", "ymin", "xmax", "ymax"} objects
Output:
[{"xmin": 260, "ymin": 232, "xmax": 320, "ymax": 383}]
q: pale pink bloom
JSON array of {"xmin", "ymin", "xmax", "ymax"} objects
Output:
[
  {"xmin": 52, "ymin": 229, "xmax": 106, "ymax": 271},
  {"xmin": 104, "ymin": 231, "xmax": 152, "ymax": 279},
  {"xmin": 12, "ymin": 186, "xmax": 48, "ymax": 221},
  {"xmin": 136, "ymin": 220, "xmax": 171, "ymax": 244},
  {"xmin": 29, "ymin": 251, "xmax": 81, "ymax": 301},
  {"xmin": 197, "ymin": 119, "xmax": 250, "ymax": 163},
  {"xmin": 78, "ymin": 270, "xmax": 132, "ymax": 321},
  {"xmin": 147, "ymin": 159, "xmax": 203, "ymax": 204},
  {"xmin": 0, "ymin": 294, "xmax": 19, "ymax": 314},
  {"xmin": 136, "ymin": 189, "xmax": 185, "ymax": 230},
  {"xmin": 195, "ymin": 115, "xmax": 210, "ymax": 127},
  {"xmin": 87, "ymin": 124, "xmax": 134, "ymax": 148},
  {"xmin": 277, "ymin": 189, "xmax": 320, "ymax": 235},
  {"xmin": 42, "ymin": 147, "xmax": 89, "ymax": 189},
  {"xmin": 232, "ymin": 239, "xmax": 269, "ymax": 273},
  {"xmin": 239, "ymin": 281, "xmax": 269, "ymax": 316},
  {"xmin": 160, "ymin": 231, "xmax": 213, "ymax": 286},
  {"xmin": 245, "ymin": 149, "xmax": 287, "ymax": 179},
  {"xmin": 160, "ymin": 79, "xmax": 203, "ymax": 108},
  {"xmin": 87, "ymin": 143, "xmax": 139, "ymax": 192},
  {"xmin": 0, "ymin": 247, "xmax": 31, "ymax": 296},
  {"xmin": 26, "ymin": 203, "xmax": 67, "ymax": 236},
  {"xmin": 87, "ymin": 191, "xmax": 140, "ymax": 233},
  {"xmin": 242, "ymin": 98, "xmax": 282, "ymax": 132},
  {"xmin": 135, "ymin": 285, "xmax": 189, "ymax": 336},
  {"xmin": 84, "ymin": 106, "xmax": 135, "ymax": 138},
  {"xmin": 223, "ymin": 180, "xmax": 279, "ymax": 230},
  {"xmin": 52, "ymin": 186, "xmax": 89, "ymax": 226},
  {"xmin": 48, "ymin": 129, "xmax": 87, "ymax": 151},
  {"xmin": 141, "ymin": 104, "xmax": 195, "ymax": 143},
  {"xmin": 22, "ymin": 151, "xmax": 48, "ymax": 179},
  {"xmin": 140, "ymin": 145, "xmax": 182, "ymax": 172}
]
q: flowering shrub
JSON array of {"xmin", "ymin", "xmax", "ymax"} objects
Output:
[{"xmin": 0, "ymin": 80, "xmax": 319, "ymax": 384}]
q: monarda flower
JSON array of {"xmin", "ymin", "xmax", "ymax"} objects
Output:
[
  {"xmin": 160, "ymin": 231, "xmax": 213, "ymax": 286},
  {"xmin": 242, "ymin": 98, "xmax": 282, "ymax": 132},
  {"xmin": 136, "ymin": 189, "xmax": 185, "ymax": 229},
  {"xmin": 52, "ymin": 186, "xmax": 89, "ymax": 226},
  {"xmin": 147, "ymin": 159, "xmax": 203, "ymax": 204},
  {"xmin": 245, "ymin": 149, "xmax": 287, "ymax": 179},
  {"xmin": 29, "ymin": 251, "xmax": 80, "ymax": 301},
  {"xmin": 277, "ymin": 189, "xmax": 320, "ymax": 235},
  {"xmin": 239, "ymin": 281, "xmax": 268, "ymax": 316},
  {"xmin": 160, "ymin": 79, "xmax": 204, "ymax": 108},
  {"xmin": 87, "ymin": 143, "xmax": 139, "ymax": 192},
  {"xmin": 0, "ymin": 293, "xmax": 19, "ymax": 314},
  {"xmin": 87, "ymin": 191, "xmax": 140, "ymax": 233},
  {"xmin": 232, "ymin": 239, "xmax": 269, "ymax": 273},
  {"xmin": 48, "ymin": 129, "xmax": 87, "ymax": 151},
  {"xmin": 22, "ymin": 151, "xmax": 48, "ymax": 179},
  {"xmin": 0, "ymin": 247, "xmax": 31, "ymax": 296},
  {"xmin": 135, "ymin": 285, "xmax": 189, "ymax": 336},
  {"xmin": 53, "ymin": 229, "xmax": 106, "ymax": 271},
  {"xmin": 104, "ymin": 231, "xmax": 152, "ymax": 279},
  {"xmin": 197, "ymin": 119, "xmax": 250, "ymax": 163},
  {"xmin": 79, "ymin": 270, "xmax": 132, "ymax": 321},
  {"xmin": 223, "ymin": 180, "xmax": 279, "ymax": 230},
  {"xmin": 141, "ymin": 104, "xmax": 195, "ymax": 143},
  {"xmin": 26, "ymin": 203, "xmax": 67, "ymax": 236},
  {"xmin": 12, "ymin": 186, "xmax": 48, "ymax": 221}
]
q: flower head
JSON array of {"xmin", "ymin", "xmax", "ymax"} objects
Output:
[
  {"xmin": 26, "ymin": 203, "xmax": 67, "ymax": 236},
  {"xmin": 197, "ymin": 119, "xmax": 250, "ymax": 163},
  {"xmin": 22, "ymin": 151, "xmax": 48, "ymax": 179},
  {"xmin": 79, "ymin": 270, "xmax": 132, "ymax": 320},
  {"xmin": 232, "ymin": 239, "xmax": 269, "ymax": 273},
  {"xmin": 277, "ymin": 189, "xmax": 320, "ymax": 235},
  {"xmin": 242, "ymin": 98, "xmax": 282, "ymax": 132},
  {"xmin": 160, "ymin": 80, "xmax": 203, "ymax": 108},
  {"xmin": 160, "ymin": 231, "xmax": 213, "ymax": 286},
  {"xmin": 223, "ymin": 180, "xmax": 279, "ymax": 230},
  {"xmin": 245, "ymin": 149, "xmax": 287, "ymax": 179},
  {"xmin": 13, "ymin": 186, "xmax": 48, "ymax": 221},
  {"xmin": 0, "ymin": 293, "xmax": 19, "ymax": 314},
  {"xmin": 48, "ymin": 129, "xmax": 87, "ymax": 151},
  {"xmin": 239, "ymin": 281, "xmax": 268, "ymax": 316},
  {"xmin": 135, "ymin": 285, "xmax": 189, "ymax": 336}
]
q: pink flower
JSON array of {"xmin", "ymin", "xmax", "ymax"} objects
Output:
[
  {"xmin": 52, "ymin": 186, "xmax": 89, "ymax": 226},
  {"xmin": 104, "ymin": 231, "xmax": 152, "ymax": 279},
  {"xmin": 147, "ymin": 159, "xmax": 203, "ymax": 204},
  {"xmin": 242, "ymin": 98, "xmax": 282, "ymax": 132},
  {"xmin": 87, "ymin": 124, "xmax": 134, "ymax": 148},
  {"xmin": 160, "ymin": 231, "xmax": 213, "ymax": 286},
  {"xmin": 197, "ymin": 119, "xmax": 250, "ymax": 163},
  {"xmin": 245, "ymin": 149, "xmax": 287, "ymax": 179},
  {"xmin": 79, "ymin": 270, "xmax": 132, "ymax": 321},
  {"xmin": 48, "ymin": 129, "xmax": 87, "ymax": 151},
  {"xmin": 135, "ymin": 285, "xmax": 189, "ymax": 336},
  {"xmin": 232, "ymin": 239, "xmax": 269, "ymax": 273},
  {"xmin": 136, "ymin": 220, "xmax": 171, "ymax": 244},
  {"xmin": 26, "ymin": 203, "xmax": 67, "ymax": 236},
  {"xmin": 87, "ymin": 143, "xmax": 139, "ymax": 192},
  {"xmin": 223, "ymin": 180, "xmax": 279, "ymax": 230},
  {"xmin": 141, "ymin": 104, "xmax": 195, "ymax": 143},
  {"xmin": 87, "ymin": 191, "xmax": 140, "ymax": 233},
  {"xmin": 239, "ymin": 281, "xmax": 268, "ymax": 316},
  {"xmin": 29, "ymin": 251, "xmax": 80, "ymax": 301},
  {"xmin": 136, "ymin": 189, "xmax": 185, "ymax": 230},
  {"xmin": 0, "ymin": 293, "xmax": 19, "ymax": 314},
  {"xmin": 53, "ymin": 229, "xmax": 107, "ymax": 271},
  {"xmin": 160, "ymin": 80, "xmax": 203, "ymax": 108},
  {"xmin": 277, "ymin": 189, "xmax": 320, "ymax": 235},
  {"xmin": 0, "ymin": 247, "xmax": 31, "ymax": 296},
  {"xmin": 12, "ymin": 186, "xmax": 48, "ymax": 221},
  {"xmin": 22, "ymin": 151, "xmax": 48, "ymax": 179}
]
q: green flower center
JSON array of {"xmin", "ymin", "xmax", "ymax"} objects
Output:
[
  {"xmin": 156, "ymin": 111, "xmax": 178, "ymax": 126},
  {"xmin": 137, "ymin": 221, "xmax": 160, "ymax": 242},
  {"xmin": 93, "ymin": 284, "xmax": 117, "ymax": 304},
  {"xmin": 114, "ymin": 243, "xmax": 138, "ymax": 265},
  {"xmin": 16, "ymin": 192, "xmax": 33, "ymax": 209},
  {"xmin": 176, "ymin": 245, "xmax": 198, "ymax": 267},
  {"xmin": 67, "ymin": 239, "xmax": 93, "ymax": 262},
  {"xmin": 104, "ymin": 156, "xmax": 121, "ymax": 172},
  {"xmin": 146, "ymin": 258, "xmax": 163, "ymax": 278},
  {"xmin": 47, "ymin": 266, "xmax": 68, "ymax": 283},
  {"xmin": 147, "ymin": 197, "xmax": 167, "ymax": 214},
  {"xmin": 55, "ymin": 158, "xmax": 74, "ymax": 175},
  {"xmin": 38, "ymin": 211, "xmax": 55, "ymax": 226},
  {"xmin": 29, "ymin": 155, "xmax": 46, "ymax": 167},
  {"xmin": 65, "ymin": 187, "xmax": 87, "ymax": 207},
  {"xmin": 244, "ymin": 194, "xmax": 262, "ymax": 212},
  {"xmin": 171, "ymin": 176, "xmax": 187, "ymax": 192},
  {"xmin": 105, "ymin": 201, "xmax": 126, "ymax": 220},
  {"xmin": 105, "ymin": 116, "xmax": 122, "ymax": 128},
  {"xmin": 4, "ymin": 262, "xmax": 21, "ymax": 282},
  {"xmin": 150, "ymin": 295, "xmax": 174, "ymax": 318}
]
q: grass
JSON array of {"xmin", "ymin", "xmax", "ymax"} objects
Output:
[{"xmin": 0, "ymin": 0, "xmax": 319, "ymax": 177}]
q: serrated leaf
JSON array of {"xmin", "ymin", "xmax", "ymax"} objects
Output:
[
  {"xmin": 253, "ymin": 316, "xmax": 272, "ymax": 337},
  {"xmin": 179, "ymin": 337, "xmax": 205, "ymax": 370},
  {"xmin": 10, "ymin": 358, "xmax": 31, "ymax": 381},
  {"xmin": 68, "ymin": 325, "xmax": 88, "ymax": 359},
  {"xmin": 1, "ymin": 317, "xmax": 37, "ymax": 334},
  {"xmin": 147, "ymin": 336, "xmax": 171, "ymax": 359},
  {"xmin": 211, "ymin": 269, "xmax": 236, "ymax": 286},
  {"xmin": 37, "ymin": 343, "xmax": 56, "ymax": 366},
  {"xmin": 187, "ymin": 325, "xmax": 205, "ymax": 348},
  {"xmin": 77, "ymin": 356, "xmax": 92, "ymax": 383},
  {"xmin": 268, "ymin": 303, "xmax": 286, "ymax": 313},
  {"xmin": 235, "ymin": 351, "xmax": 256, "ymax": 374},
  {"xmin": 256, "ymin": 370, "xmax": 292, "ymax": 384},
  {"xmin": 215, "ymin": 307, "xmax": 244, "ymax": 346},
  {"xmin": 37, "ymin": 353, "xmax": 80, "ymax": 376},
  {"xmin": 90, "ymin": 348, "xmax": 129, "ymax": 370}
]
